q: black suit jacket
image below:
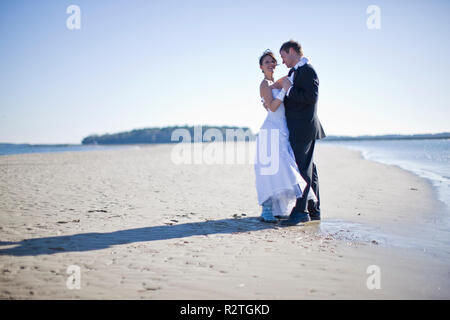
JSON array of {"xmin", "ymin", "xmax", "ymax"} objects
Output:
[{"xmin": 284, "ymin": 63, "xmax": 326, "ymax": 142}]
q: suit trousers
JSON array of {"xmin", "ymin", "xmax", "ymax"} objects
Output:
[{"xmin": 289, "ymin": 139, "xmax": 321, "ymax": 214}]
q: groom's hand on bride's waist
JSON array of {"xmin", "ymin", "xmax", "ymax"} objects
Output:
[{"xmin": 261, "ymin": 99, "xmax": 268, "ymax": 110}]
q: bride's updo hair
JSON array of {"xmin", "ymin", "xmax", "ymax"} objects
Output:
[{"xmin": 259, "ymin": 49, "xmax": 277, "ymax": 66}]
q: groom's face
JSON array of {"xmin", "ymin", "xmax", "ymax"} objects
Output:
[{"xmin": 280, "ymin": 48, "xmax": 294, "ymax": 68}]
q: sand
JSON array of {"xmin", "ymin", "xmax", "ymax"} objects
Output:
[{"xmin": 0, "ymin": 142, "xmax": 449, "ymax": 299}]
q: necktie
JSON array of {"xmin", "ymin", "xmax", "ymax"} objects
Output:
[{"xmin": 288, "ymin": 67, "xmax": 295, "ymax": 77}]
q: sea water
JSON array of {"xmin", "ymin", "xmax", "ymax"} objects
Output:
[{"xmin": 0, "ymin": 143, "xmax": 136, "ymax": 156}]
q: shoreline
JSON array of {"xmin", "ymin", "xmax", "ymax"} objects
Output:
[
  {"xmin": 0, "ymin": 143, "xmax": 449, "ymax": 299},
  {"xmin": 326, "ymin": 143, "xmax": 448, "ymax": 214},
  {"xmin": 319, "ymin": 139, "xmax": 450, "ymax": 214}
]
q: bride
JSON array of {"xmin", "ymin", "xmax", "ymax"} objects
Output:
[{"xmin": 254, "ymin": 49, "xmax": 316, "ymax": 223}]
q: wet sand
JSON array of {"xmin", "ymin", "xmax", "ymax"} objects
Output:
[{"xmin": 0, "ymin": 143, "xmax": 449, "ymax": 299}]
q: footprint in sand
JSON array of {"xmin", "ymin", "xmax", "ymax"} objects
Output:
[{"xmin": 142, "ymin": 284, "xmax": 161, "ymax": 291}]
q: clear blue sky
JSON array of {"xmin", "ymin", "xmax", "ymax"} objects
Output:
[{"xmin": 1, "ymin": 0, "xmax": 449, "ymax": 144}]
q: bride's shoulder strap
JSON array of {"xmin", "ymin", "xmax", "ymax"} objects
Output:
[{"xmin": 260, "ymin": 79, "xmax": 273, "ymax": 90}]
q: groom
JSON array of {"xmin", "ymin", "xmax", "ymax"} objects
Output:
[{"xmin": 278, "ymin": 40, "xmax": 326, "ymax": 225}]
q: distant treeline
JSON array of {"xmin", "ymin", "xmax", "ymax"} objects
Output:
[
  {"xmin": 323, "ymin": 132, "xmax": 450, "ymax": 141},
  {"xmin": 81, "ymin": 126, "xmax": 257, "ymax": 145},
  {"xmin": 81, "ymin": 128, "xmax": 450, "ymax": 145}
]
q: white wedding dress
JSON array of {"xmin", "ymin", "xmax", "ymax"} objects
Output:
[{"xmin": 254, "ymin": 87, "xmax": 317, "ymax": 217}]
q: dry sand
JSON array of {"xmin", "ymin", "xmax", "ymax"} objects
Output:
[{"xmin": 0, "ymin": 142, "xmax": 449, "ymax": 299}]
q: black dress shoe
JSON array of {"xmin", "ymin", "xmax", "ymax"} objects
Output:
[
  {"xmin": 280, "ymin": 212, "xmax": 310, "ymax": 226},
  {"xmin": 309, "ymin": 212, "xmax": 321, "ymax": 221},
  {"xmin": 307, "ymin": 200, "xmax": 321, "ymax": 221}
]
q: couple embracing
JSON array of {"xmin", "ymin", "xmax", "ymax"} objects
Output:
[{"xmin": 254, "ymin": 40, "xmax": 326, "ymax": 226}]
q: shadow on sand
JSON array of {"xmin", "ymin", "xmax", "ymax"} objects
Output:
[{"xmin": 0, "ymin": 217, "xmax": 286, "ymax": 257}]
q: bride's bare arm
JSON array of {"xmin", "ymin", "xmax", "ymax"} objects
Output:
[
  {"xmin": 260, "ymin": 80, "xmax": 283, "ymax": 112},
  {"xmin": 272, "ymin": 76, "xmax": 288, "ymax": 89}
]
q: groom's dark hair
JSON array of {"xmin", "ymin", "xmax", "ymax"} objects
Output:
[{"xmin": 280, "ymin": 40, "xmax": 303, "ymax": 57}]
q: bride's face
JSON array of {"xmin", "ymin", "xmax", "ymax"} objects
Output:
[{"xmin": 260, "ymin": 56, "xmax": 277, "ymax": 75}]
